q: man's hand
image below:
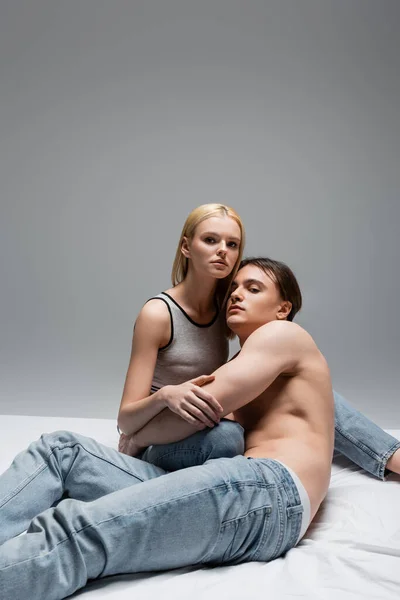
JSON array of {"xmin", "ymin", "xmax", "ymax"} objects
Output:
[{"xmin": 118, "ymin": 433, "xmax": 143, "ymax": 457}]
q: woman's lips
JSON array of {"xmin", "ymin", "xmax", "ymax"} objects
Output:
[{"xmin": 212, "ymin": 260, "xmax": 228, "ymax": 266}]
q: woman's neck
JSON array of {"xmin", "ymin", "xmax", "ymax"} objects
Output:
[{"xmin": 166, "ymin": 271, "xmax": 218, "ymax": 316}]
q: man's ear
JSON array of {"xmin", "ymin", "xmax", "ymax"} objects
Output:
[
  {"xmin": 181, "ymin": 236, "xmax": 191, "ymax": 258},
  {"xmin": 276, "ymin": 301, "xmax": 292, "ymax": 320}
]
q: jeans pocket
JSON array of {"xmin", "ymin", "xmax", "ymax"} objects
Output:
[
  {"xmin": 283, "ymin": 504, "xmax": 304, "ymax": 551},
  {"xmin": 205, "ymin": 504, "xmax": 272, "ymax": 566}
]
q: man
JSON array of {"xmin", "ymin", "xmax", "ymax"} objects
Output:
[
  {"xmin": 121, "ymin": 257, "xmax": 335, "ymax": 520},
  {"xmin": 0, "ymin": 257, "xmax": 334, "ymax": 600}
]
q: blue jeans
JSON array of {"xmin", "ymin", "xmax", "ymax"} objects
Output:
[
  {"xmin": 0, "ymin": 431, "xmax": 303, "ymax": 600},
  {"xmin": 140, "ymin": 417, "xmax": 245, "ymax": 469},
  {"xmin": 141, "ymin": 392, "xmax": 400, "ymax": 479}
]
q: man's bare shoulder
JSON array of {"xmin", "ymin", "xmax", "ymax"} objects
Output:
[
  {"xmin": 247, "ymin": 320, "xmax": 316, "ymax": 349},
  {"xmin": 243, "ymin": 321, "xmax": 328, "ymax": 377}
]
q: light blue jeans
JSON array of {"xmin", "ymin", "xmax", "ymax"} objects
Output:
[
  {"xmin": 0, "ymin": 392, "xmax": 399, "ymax": 599},
  {"xmin": 0, "ymin": 431, "xmax": 303, "ymax": 600},
  {"xmin": 141, "ymin": 391, "xmax": 400, "ymax": 479}
]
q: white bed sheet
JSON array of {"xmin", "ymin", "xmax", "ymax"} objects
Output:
[{"xmin": 1, "ymin": 415, "xmax": 399, "ymax": 599}]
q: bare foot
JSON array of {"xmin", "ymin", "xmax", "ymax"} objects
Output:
[{"xmin": 386, "ymin": 447, "xmax": 400, "ymax": 475}]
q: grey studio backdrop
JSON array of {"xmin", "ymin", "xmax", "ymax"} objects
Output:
[{"xmin": 1, "ymin": 1, "xmax": 399, "ymax": 426}]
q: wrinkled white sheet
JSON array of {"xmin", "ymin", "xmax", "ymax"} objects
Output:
[{"xmin": 1, "ymin": 415, "xmax": 399, "ymax": 599}]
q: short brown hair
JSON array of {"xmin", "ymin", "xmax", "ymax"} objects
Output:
[{"xmin": 238, "ymin": 257, "xmax": 302, "ymax": 321}]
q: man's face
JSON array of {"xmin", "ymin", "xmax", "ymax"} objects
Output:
[{"xmin": 226, "ymin": 264, "xmax": 289, "ymax": 338}]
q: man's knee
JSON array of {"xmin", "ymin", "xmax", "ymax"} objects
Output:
[{"xmin": 39, "ymin": 430, "xmax": 83, "ymax": 449}]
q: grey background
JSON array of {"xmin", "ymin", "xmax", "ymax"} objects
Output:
[{"xmin": 1, "ymin": 1, "xmax": 399, "ymax": 426}]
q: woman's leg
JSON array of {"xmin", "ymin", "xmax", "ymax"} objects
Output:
[
  {"xmin": 140, "ymin": 419, "xmax": 245, "ymax": 470},
  {"xmin": 334, "ymin": 391, "xmax": 400, "ymax": 479},
  {"xmin": 0, "ymin": 430, "xmax": 166, "ymax": 545}
]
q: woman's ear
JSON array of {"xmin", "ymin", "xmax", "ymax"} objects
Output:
[
  {"xmin": 276, "ymin": 301, "xmax": 292, "ymax": 320},
  {"xmin": 181, "ymin": 236, "xmax": 191, "ymax": 258}
]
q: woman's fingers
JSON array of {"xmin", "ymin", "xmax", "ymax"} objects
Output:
[
  {"xmin": 191, "ymin": 374, "xmax": 215, "ymax": 386},
  {"xmin": 190, "ymin": 387, "xmax": 223, "ymax": 418},
  {"xmin": 183, "ymin": 396, "xmax": 217, "ymax": 427},
  {"xmin": 179, "ymin": 409, "xmax": 207, "ymax": 428}
]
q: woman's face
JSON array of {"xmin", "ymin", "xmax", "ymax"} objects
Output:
[{"xmin": 183, "ymin": 216, "xmax": 241, "ymax": 279}]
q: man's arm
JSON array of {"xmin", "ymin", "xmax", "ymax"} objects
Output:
[{"xmin": 133, "ymin": 321, "xmax": 308, "ymax": 448}]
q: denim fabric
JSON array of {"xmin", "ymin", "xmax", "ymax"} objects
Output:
[
  {"xmin": 142, "ymin": 394, "xmax": 400, "ymax": 480},
  {"xmin": 333, "ymin": 391, "xmax": 400, "ymax": 479},
  {"xmin": 0, "ymin": 432, "xmax": 303, "ymax": 600},
  {"xmin": 140, "ymin": 418, "xmax": 245, "ymax": 470}
]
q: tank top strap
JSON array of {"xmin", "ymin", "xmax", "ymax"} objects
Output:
[{"xmin": 145, "ymin": 293, "xmax": 174, "ymax": 350}]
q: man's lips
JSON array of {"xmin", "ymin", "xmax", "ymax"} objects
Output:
[{"xmin": 228, "ymin": 305, "xmax": 244, "ymax": 312}]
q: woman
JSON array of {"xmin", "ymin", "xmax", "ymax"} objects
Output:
[
  {"xmin": 118, "ymin": 203, "xmax": 243, "ymax": 435},
  {"xmin": 117, "ymin": 203, "xmax": 400, "ymax": 477}
]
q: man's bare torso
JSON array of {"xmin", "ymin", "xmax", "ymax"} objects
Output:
[{"xmin": 231, "ymin": 350, "xmax": 334, "ymax": 518}]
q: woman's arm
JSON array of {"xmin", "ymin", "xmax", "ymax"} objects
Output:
[
  {"xmin": 118, "ymin": 300, "xmax": 223, "ymax": 436},
  {"xmin": 117, "ymin": 300, "xmax": 171, "ymax": 435}
]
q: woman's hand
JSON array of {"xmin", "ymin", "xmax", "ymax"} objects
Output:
[
  {"xmin": 162, "ymin": 375, "xmax": 223, "ymax": 428},
  {"xmin": 118, "ymin": 433, "xmax": 143, "ymax": 457}
]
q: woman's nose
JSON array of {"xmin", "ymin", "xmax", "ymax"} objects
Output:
[{"xmin": 217, "ymin": 243, "xmax": 227, "ymax": 256}]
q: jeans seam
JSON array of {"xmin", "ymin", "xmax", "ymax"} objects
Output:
[
  {"xmin": 45, "ymin": 440, "xmax": 146, "ymax": 483},
  {"xmin": 246, "ymin": 506, "xmax": 272, "ymax": 562},
  {"xmin": 335, "ymin": 426, "xmax": 382, "ymax": 461},
  {"xmin": 381, "ymin": 441, "xmax": 400, "ymax": 478},
  {"xmin": 335, "ymin": 427, "xmax": 400, "ymax": 480},
  {"xmin": 222, "ymin": 504, "xmax": 271, "ymax": 526},
  {"xmin": 0, "ymin": 463, "xmax": 48, "ymax": 508},
  {"xmin": 152, "ymin": 448, "xmax": 206, "ymax": 461}
]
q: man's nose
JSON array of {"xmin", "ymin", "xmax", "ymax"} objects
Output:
[{"xmin": 230, "ymin": 288, "xmax": 242, "ymax": 302}]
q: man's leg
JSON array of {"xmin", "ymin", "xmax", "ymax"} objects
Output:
[
  {"xmin": 0, "ymin": 456, "xmax": 302, "ymax": 600},
  {"xmin": 333, "ymin": 391, "xmax": 400, "ymax": 479},
  {"xmin": 0, "ymin": 430, "xmax": 166, "ymax": 545},
  {"xmin": 140, "ymin": 419, "xmax": 245, "ymax": 470}
]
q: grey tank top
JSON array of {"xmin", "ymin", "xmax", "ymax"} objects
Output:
[{"xmin": 149, "ymin": 292, "xmax": 229, "ymax": 392}]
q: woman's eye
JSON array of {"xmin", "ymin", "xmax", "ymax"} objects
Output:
[
  {"xmin": 228, "ymin": 242, "xmax": 238, "ymax": 248},
  {"xmin": 204, "ymin": 237, "xmax": 216, "ymax": 244},
  {"xmin": 249, "ymin": 288, "xmax": 260, "ymax": 293}
]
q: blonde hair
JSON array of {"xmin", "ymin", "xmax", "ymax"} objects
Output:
[{"xmin": 171, "ymin": 204, "xmax": 245, "ymax": 320}]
